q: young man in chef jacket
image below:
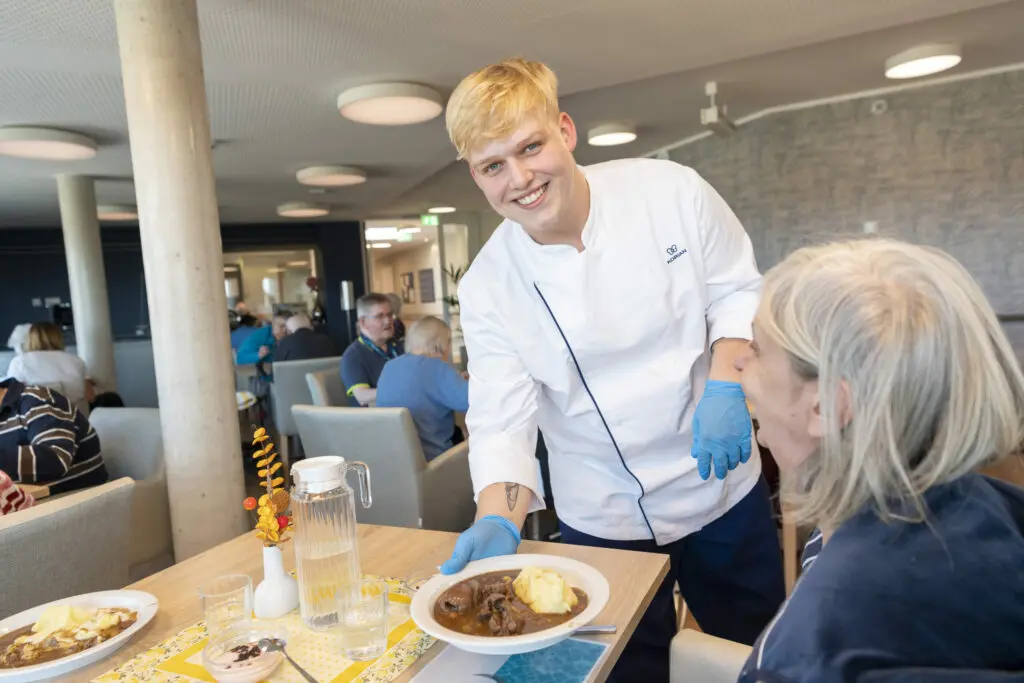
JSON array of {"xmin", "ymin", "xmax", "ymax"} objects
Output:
[{"xmin": 440, "ymin": 58, "xmax": 784, "ymax": 681}]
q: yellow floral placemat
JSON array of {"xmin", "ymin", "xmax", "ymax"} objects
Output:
[{"xmin": 93, "ymin": 577, "xmax": 436, "ymax": 683}]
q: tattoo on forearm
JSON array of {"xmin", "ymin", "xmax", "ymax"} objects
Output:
[{"xmin": 504, "ymin": 483, "xmax": 520, "ymax": 512}]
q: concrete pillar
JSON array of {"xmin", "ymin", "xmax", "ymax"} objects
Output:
[
  {"xmin": 113, "ymin": 0, "xmax": 247, "ymax": 560},
  {"xmin": 56, "ymin": 175, "xmax": 118, "ymax": 392}
]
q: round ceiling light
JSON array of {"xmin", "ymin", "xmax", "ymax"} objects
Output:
[
  {"xmin": 587, "ymin": 123, "xmax": 637, "ymax": 147},
  {"xmin": 97, "ymin": 204, "xmax": 138, "ymax": 221},
  {"xmin": 370, "ymin": 242, "xmax": 392, "ymax": 249},
  {"xmin": 297, "ymin": 165, "xmax": 367, "ymax": 187},
  {"xmin": 337, "ymin": 83, "xmax": 443, "ymax": 125},
  {"xmin": 885, "ymin": 44, "xmax": 961, "ymax": 79},
  {"xmin": 0, "ymin": 127, "xmax": 98, "ymax": 160},
  {"xmin": 427, "ymin": 206, "xmax": 456, "ymax": 214},
  {"xmin": 277, "ymin": 201, "xmax": 330, "ymax": 218}
]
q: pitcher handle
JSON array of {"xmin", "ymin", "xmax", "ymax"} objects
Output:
[{"xmin": 344, "ymin": 461, "xmax": 372, "ymax": 508}]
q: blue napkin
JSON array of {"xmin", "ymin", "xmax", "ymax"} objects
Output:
[{"xmin": 493, "ymin": 638, "xmax": 608, "ymax": 683}]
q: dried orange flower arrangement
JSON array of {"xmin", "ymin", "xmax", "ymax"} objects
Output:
[{"xmin": 242, "ymin": 427, "xmax": 293, "ymax": 546}]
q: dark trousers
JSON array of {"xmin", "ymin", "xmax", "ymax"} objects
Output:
[{"xmin": 559, "ymin": 477, "xmax": 785, "ymax": 683}]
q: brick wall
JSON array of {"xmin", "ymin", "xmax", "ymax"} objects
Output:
[{"xmin": 670, "ymin": 70, "xmax": 1024, "ymax": 320}]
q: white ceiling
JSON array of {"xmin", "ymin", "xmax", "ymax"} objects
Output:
[{"xmin": 1, "ymin": 0, "xmax": 1023, "ymax": 227}]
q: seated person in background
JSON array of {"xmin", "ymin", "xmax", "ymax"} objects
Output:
[
  {"xmin": 736, "ymin": 239, "xmax": 1024, "ymax": 683},
  {"xmin": 341, "ymin": 293, "xmax": 402, "ymax": 407},
  {"xmin": 5, "ymin": 322, "xmax": 92, "ymax": 410},
  {"xmin": 235, "ymin": 311, "xmax": 291, "ymax": 372},
  {"xmin": 274, "ymin": 313, "xmax": 336, "ymax": 362},
  {"xmin": 385, "ymin": 293, "xmax": 407, "ymax": 344},
  {"xmin": 1, "ymin": 469, "xmax": 33, "ymax": 516},
  {"xmin": 230, "ymin": 313, "xmax": 261, "ymax": 352},
  {"xmin": 377, "ymin": 316, "xmax": 469, "ymax": 461},
  {"xmin": 0, "ymin": 378, "xmax": 108, "ymax": 496}
]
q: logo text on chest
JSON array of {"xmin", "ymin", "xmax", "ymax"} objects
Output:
[{"xmin": 665, "ymin": 244, "xmax": 688, "ymax": 264}]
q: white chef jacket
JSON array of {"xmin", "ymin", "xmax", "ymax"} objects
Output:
[{"xmin": 459, "ymin": 158, "xmax": 763, "ymax": 545}]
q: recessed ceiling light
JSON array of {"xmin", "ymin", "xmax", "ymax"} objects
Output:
[
  {"xmin": 428, "ymin": 206, "xmax": 456, "ymax": 214},
  {"xmin": 401, "ymin": 227, "xmax": 422, "ymax": 234},
  {"xmin": 286, "ymin": 260, "xmax": 309, "ymax": 267},
  {"xmin": 277, "ymin": 201, "xmax": 329, "ymax": 218},
  {"xmin": 365, "ymin": 226, "xmax": 400, "ymax": 241},
  {"xmin": 0, "ymin": 127, "xmax": 98, "ymax": 160},
  {"xmin": 297, "ymin": 165, "xmax": 367, "ymax": 187},
  {"xmin": 97, "ymin": 204, "xmax": 138, "ymax": 221},
  {"xmin": 337, "ymin": 83, "xmax": 443, "ymax": 125},
  {"xmin": 885, "ymin": 44, "xmax": 961, "ymax": 79},
  {"xmin": 587, "ymin": 123, "xmax": 637, "ymax": 147},
  {"xmin": 370, "ymin": 242, "xmax": 392, "ymax": 249}
]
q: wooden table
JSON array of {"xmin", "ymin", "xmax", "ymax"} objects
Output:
[
  {"xmin": 74, "ymin": 524, "xmax": 669, "ymax": 682},
  {"xmin": 19, "ymin": 483, "xmax": 50, "ymax": 500}
]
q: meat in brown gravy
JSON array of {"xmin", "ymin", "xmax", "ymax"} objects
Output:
[
  {"xmin": 0, "ymin": 609, "xmax": 137, "ymax": 669},
  {"xmin": 433, "ymin": 570, "xmax": 587, "ymax": 637}
]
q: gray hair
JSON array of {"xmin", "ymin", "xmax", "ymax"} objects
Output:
[
  {"xmin": 406, "ymin": 316, "xmax": 451, "ymax": 357},
  {"xmin": 356, "ymin": 293, "xmax": 390, "ymax": 319},
  {"xmin": 285, "ymin": 313, "xmax": 312, "ymax": 333},
  {"xmin": 385, "ymin": 292, "xmax": 403, "ymax": 316},
  {"xmin": 760, "ymin": 238, "xmax": 1024, "ymax": 531}
]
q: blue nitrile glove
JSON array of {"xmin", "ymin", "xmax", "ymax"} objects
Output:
[
  {"xmin": 690, "ymin": 380, "xmax": 753, "ymax": 481},
  {"xmin": 440, "ymin": 515, "xmax": 521, "ymax": 575}
]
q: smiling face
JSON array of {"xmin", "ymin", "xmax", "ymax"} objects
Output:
[
  {"xmin": 734, "ymin": 324, "xmax": 822, "ymax": 473},
  {"xmin": 466, "ymin": 112, "xmax": 587, "ymax": 245}
]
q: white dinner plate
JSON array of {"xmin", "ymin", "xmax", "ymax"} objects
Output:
[
  {"xmin": 410, "ymin": 554, "xmax": 610, "ymax": 656},
  {"xmin": 0, "ymin": 590, "xmax": 158, "ymax": 682}
]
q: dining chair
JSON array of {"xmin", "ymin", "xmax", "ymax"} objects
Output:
[
  {"xmin": 89, "ymin": 407, "xmax": 175, "ymax": 580},
  {"xmin": 0, "ymin": 477, "xmax": 135, "ymax": 619},
  {"xmin": 670, "ymin": 629, "xmax": 752, "ymax": 683},
  {"xmin": 305, "ymin": 368, "xmax": 346, "ymax": 407},
  {"xmin": 269, "ymin": 356, "xmax": 343, "ymax": 468},
  {"xmin": 292, "ymin": 405, "xmax": 475, "ymax": 532}
]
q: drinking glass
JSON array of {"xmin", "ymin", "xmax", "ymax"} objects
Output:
[
  {"xmin": 337, "ymin": 578, "xmax": 389, "ymax": 661},
  {"xmin": 199, "ymin": 574, "xmax": 253, "ymax": 635}
]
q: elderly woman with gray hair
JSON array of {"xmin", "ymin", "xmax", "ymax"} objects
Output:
[
  {"xmin": 376, "ymin": 315, "xmax": 468, "ymax": 461},
  {"xmin": 734, "ymin": 239, "xmax": 1024, "ymax": 682}
]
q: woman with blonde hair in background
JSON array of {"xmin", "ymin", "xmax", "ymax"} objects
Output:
[
  {"xmin": 735, "ymin": 239, "xmax": 1024, "ymax": 682},
  {"xmin": 376, "ymin": 316, "xmax": 468, "ymax": 461},
  {"xmin": 4, "ymin": 322, "xmax": 92, "ymax": 410}
]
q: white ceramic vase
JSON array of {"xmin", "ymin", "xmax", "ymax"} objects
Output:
[{"xmin": 253, "ymin": 545, "xmax": 299, "ymax": 619}]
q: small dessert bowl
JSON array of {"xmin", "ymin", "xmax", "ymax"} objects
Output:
[{"xmin": 201, "ymin": 622, "xmax": 289, "ymax": 683}]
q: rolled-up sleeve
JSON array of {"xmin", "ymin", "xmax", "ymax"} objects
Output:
[
  {"xmin": 691, "ymin": 170, "xmax": 762, "ymax": 343},
  {"xmin": 460, "ymin": 276, "xmax": 545, "ymax": 511}
]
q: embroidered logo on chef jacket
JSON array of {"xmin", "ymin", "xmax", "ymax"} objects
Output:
[{"xmin": 665, "ymin": 244, "xmax": 688, "ymax": 264}]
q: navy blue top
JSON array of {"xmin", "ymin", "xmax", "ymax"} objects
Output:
[
  {"xmin": 739, "ymin": 473, "xmax": 1024, "ymax": 683},
  {"xmin": 376, "ymin": 354, "xmax": 469, "ymax": 461},
  {"xmin": 340, "ymin": 335, "xmax": 402, "ymax": 407}
]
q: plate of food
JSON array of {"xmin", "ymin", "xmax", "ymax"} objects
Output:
[
  {"xmin": 410, "ymin": 554, "xmax": 609, "ymax": 655},
  {"xmin": 0, "ymin": 590, "xmax": 158, "ymax": 682}
]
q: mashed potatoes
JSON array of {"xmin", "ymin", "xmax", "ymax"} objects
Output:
[{"xmin": 512, "ymin": 566, "xmax": 579, "ymax": 614}]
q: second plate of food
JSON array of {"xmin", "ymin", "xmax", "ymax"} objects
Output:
[
  {"xmin": 0, "ymin": 590, "xmax": 158, "ymax": 682},
  {"xmin": 410, "ymin": 554, "xmax": 610, "ymax": 655}
]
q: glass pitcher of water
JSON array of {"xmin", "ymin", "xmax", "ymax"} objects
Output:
[{"xmin": 290, "ymin": 456, "xmax": 371, "ymax": 630}]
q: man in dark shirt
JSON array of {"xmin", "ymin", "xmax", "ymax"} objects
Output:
[
  {"xmin": 340, "ymin": 293, "xmax": 402, "ymax": 406},
  {"xmin": 274, "ymin": 313, "xmax": 336, "ymax": 362},
  {"xmin": 0, "ymin": 378, "xmax": 108, "ymax": 495}
]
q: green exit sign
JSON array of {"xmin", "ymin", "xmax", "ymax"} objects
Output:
[{"xmin": 420, "ymin": 214, "xmax": 439, "ymax": 226}]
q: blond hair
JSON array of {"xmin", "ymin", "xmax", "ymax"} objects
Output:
[
  {"xmin": 25, "ymin": 322, "xmax": 65, "ymax": 352},
  {"xmin": 446, "ymin": 58, "xmax": 559, "ymax": 160},
  {"xmin": 760, "ymin": 239, "xmax": 1024, "ymax": 531},
  {"xmin": 406, "ymin": 316, "xmax": 451, "ymax": 357}
]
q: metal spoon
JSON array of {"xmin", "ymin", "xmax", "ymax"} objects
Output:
[
  {"xmin": 257, "ymin": 638, "xmax": 318, "ymax": 683},
  {"xmin": 573, "ymin": 624, "xmax": 617, "ymax": 635}
]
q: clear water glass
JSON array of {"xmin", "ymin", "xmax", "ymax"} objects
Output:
[
  {"xmin": 199, "ymin": 574, "xmax": 253, "ymax": 635},
  {"xmin": 337, "ymin": 578, "xmax": 388, "ymax": 661}
]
